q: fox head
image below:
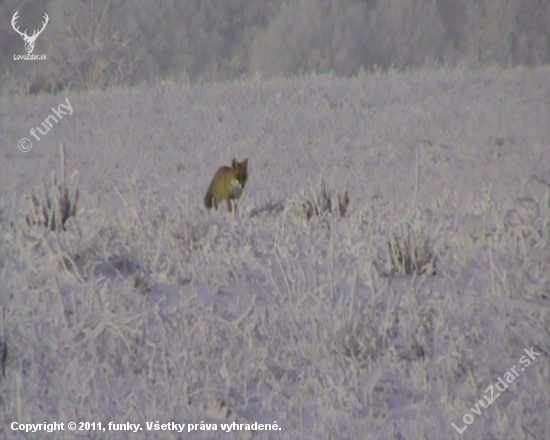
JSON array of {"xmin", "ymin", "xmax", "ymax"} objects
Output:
[{"xmin": 231, "ymin": 158, "xmax": 248, "ymax": 187}]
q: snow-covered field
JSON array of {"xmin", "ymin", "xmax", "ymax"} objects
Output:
[{"xmin": 1, "ymin": 66, "xmax": 549, "ymax": 439}]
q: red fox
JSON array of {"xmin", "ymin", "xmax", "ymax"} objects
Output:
[{"xmin": 204, "ymin": 158, "xmax": 248, "ymax": 212}]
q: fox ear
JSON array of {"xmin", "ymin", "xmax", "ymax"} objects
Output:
[
  {"xmin": 243, "ymin": 158, "xmax": 248, "ymax": 166},
  {"xmin": 232, "ymin": 158, "xmax": 237, "ymax": 168}
]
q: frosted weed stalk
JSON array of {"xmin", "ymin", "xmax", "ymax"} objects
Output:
[{"xmin": 25, "ymin": 142, "xmax": 79, "ymax": 232}]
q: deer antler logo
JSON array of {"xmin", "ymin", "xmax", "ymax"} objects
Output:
[{"xmin": 12, "ymin": 10, "xmax": 49, "ymax": 54}]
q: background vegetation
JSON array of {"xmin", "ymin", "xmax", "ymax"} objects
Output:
[
  {"xmin": 1, "ymin": 0, "xmax": 549, "ymax": 95},
  {"xmin": 1, "ymin": 64, "xmax": 549, "ymax": 439}
]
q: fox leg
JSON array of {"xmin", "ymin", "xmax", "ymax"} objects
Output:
[{"xmin": 226, "ymin": 199, "xmax": 233, "ymax": 213}]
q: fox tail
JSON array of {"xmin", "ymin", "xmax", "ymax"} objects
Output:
[{"xmin": 204, "ymin": 188, "xmax": 213, "ymax": 209}]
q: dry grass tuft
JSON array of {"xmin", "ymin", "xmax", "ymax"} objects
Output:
[
  {"xmin": 249, "ymin": 200, "xmax": 286, "ymax": 218},
  {"xmin": 25, "ymin": 143, "xmax": 79, "ymax": 232},
  {"xmin": 331, "ymin": 319, "xmax": 391, "ymax": 367},
  {"xmin": 385, "ymin": 223, "xmax": 436, "ymax": 276},
  {"xmin": 293, "ymin": 180, "xmax": 349, "ymax": 220}
]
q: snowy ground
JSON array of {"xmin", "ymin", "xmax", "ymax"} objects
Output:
[{"xmin": 1, "ymin": 66, "xmax": 550, "ymax": 439}]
